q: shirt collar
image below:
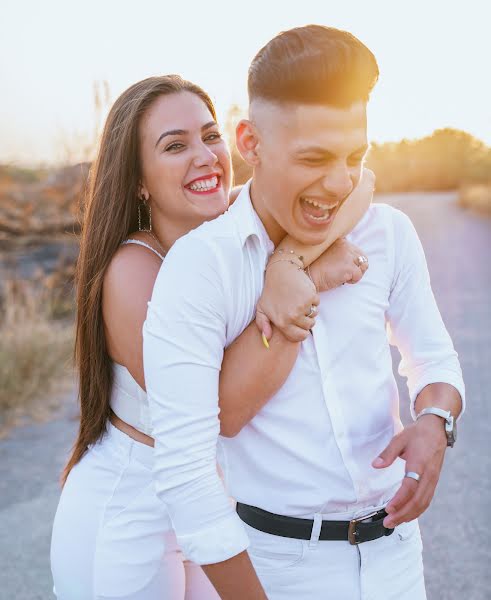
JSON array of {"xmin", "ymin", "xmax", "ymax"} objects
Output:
[{"xmin": 230, "ymin": 179, "xmax": 274, "ymax": 254}]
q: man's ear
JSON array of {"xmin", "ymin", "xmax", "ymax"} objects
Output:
[{"xmin": 235, "ymin": 119, "xmax": 261, "ymax": 167}]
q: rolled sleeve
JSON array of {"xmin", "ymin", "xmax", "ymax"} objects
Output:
[
  {"xmin": 386, "ymin": 210, "xmax": 465, "ymax": 420},
  {"xmin": 143, "ymin": 235, "xmax": 249, "ymax": 564}
]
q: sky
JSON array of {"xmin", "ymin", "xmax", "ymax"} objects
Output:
[{"xmin": 1, "ymin": 0, "xmax": 490, "ymax": 165}]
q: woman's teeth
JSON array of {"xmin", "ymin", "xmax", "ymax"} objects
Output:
[
  {"xmin": 188, "ymin": 176, "xmax": 218, "ymax": 191},
  {"xmin": 301, "ymin": 197, "xmax": 337, "ymax": 221}
]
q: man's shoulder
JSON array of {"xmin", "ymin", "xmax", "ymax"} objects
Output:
[
  {"xmin": 171, "ymin": 209, "xmax": 240, "ymax": 255},
  {"xmin": 160, "ymin": 207, "xmax": 247, "ymax": 284},
  {"xmin": 352, "ymin": 202, "xmax": 412, "ymax": 236},
  {"xmin": 366, "ymin": 202, "xmax": 408, "ymax": 223},
  {"xmin": 346, "ymin": 203, "xmax": 417, "ymax": 261}
]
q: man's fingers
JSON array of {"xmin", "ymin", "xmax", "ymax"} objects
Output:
[
  {"xmin": 386, "ymin": 471, "xmax": 437, "ymax": 527},
  {"xmin": 372, "ymin": 433, "xmax": 406, "ymax": 469},
  {"xmin": 384, "ymin": 477, "xmax": 420, "ymax": 526}
]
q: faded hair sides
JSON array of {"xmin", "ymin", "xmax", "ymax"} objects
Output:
[{"xmin": 248, "ymin": 25, "xmax": 379, "ymax": 107}]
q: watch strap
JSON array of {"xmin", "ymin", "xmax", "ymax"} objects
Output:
[
  {"xmin": 416, "ymin": 407, "xmax": 452, "ymax": 422},
  {"xmin": 416, "ymin": 407, "xmax": 456, "ymax": 447}
]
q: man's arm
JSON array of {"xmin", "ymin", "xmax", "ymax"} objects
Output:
[
  {"xmin": 142, "ymin": 235, "xmax": 266, "ymax": 598},
  {"xmin": 372, "ymin": 208, "xmax": 464, "ymax": 528}
]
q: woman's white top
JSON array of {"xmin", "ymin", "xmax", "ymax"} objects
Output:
[{"xmin": 109, "ymin": 238, "xmax": 165, "ymax": 436}]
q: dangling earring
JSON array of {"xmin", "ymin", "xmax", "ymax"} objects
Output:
[{"xmin": 138, "ymin": 197, "xmax": 152, "ymax": 232}]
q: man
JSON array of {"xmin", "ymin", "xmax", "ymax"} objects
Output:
[{"xmin": 143, "ymin": 25, "xmax": 464, "ymax": 599}]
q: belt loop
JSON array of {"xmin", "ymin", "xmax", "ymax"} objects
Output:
[{"xmin": 309, "ymin": 513, "xmax": 323, "ymax": 548}]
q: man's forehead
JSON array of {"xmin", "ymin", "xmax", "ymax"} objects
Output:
[{"xmin": 251, "ymin": 99, "xmax": 367, "ymax": 135}]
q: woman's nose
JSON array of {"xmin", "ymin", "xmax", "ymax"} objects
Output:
[{"xmin": 193, "ymin": 142, "xmax": 218, "ymax": 168}]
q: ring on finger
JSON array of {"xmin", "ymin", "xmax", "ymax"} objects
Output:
[
  {"xmin": 404, "ymin": 471, "xmax": 421, "ymax": 482},
  {"xmin": 306, "ymin": 305, "xmax": 317, "ymax": 318},
  {"xmin": 356, "ymin": 255, "xmax": 369, "ymax": 267}
]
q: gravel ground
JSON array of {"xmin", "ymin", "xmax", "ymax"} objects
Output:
[{"xmin": 1, "ymin": 191, "xmax": 489, "ymax": 599}]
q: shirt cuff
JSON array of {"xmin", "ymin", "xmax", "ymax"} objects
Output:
[
  {"xmin": 176, "ymin": 512, "xmax": 250, "ymax": 565},
  {"xmin": 409, "ymin": 373, "xmax": 466, "ymax": 421}
]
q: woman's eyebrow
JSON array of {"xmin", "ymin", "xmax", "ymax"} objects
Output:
[{"xmin": 154, "ymin": 121, "xmax": 217, "ymax": 148}]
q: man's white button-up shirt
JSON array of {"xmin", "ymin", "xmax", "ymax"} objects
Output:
[{"xmin": 143, "ymin": 181, "xmax": 464, "ymax": 565}]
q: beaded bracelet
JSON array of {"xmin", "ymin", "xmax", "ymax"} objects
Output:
[
  {"xmin": 271, "ymin": 248, "xmax": 305, "ymax": 267},
  {"xmin": 265, "ymin": 258, "xmax": 304, "ymax": 273}
]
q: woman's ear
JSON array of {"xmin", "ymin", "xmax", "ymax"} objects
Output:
[
  {"xmin": 138, "ymin": 182, "xmax": 149, "ymax": 201},
  {"xmin": 235, "ymin": 119, "xmax": 261, "ymax": 167}
]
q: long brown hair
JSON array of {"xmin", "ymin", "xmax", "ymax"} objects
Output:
[{"xmin": 62, "ymin": 75, "xmax": 217, "ymax": 484}]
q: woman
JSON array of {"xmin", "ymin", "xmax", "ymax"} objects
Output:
[{"xmin": 50, "ymin": 75, "xmax": 372, "ymax": 599}]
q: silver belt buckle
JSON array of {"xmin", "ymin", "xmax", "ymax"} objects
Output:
[{"xmin": 348, "ymin": 510, "xmax": 381, "ymax": 545}]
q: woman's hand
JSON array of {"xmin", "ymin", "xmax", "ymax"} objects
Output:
[
  {"xmin": 309, "ymin": 238, "xmax": 369, "ymax": 292},
  {"xmin": 255, "ymin": 259, "xmax": 320, "ymax": 343}
]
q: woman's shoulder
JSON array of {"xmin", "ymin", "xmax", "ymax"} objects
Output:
[
  {"xmin": 104, "ymin": 233, "xmax": 163, "ymax": 303},
  {"xmin": 110, "ymin": 232, "xmax": 162, "ymax": 268}
]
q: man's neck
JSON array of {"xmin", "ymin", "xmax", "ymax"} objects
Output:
[{"xmin": 249, "ymin": 178, "xmax": 285, "ymax": 247}]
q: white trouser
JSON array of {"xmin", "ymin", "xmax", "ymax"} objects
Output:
[
  {"xmin": 244, "ymin": 508, "xmax": 427, "ymax": 600},
  {"xmin": 50, "ymin": 423, "xmax": 219, "ymax": 600}
]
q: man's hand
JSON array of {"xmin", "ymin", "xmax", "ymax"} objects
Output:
[
  {"xmin": 309, "ymin": 238, "xmax": 369, "ymax": 292},
  {"xmin": 372, "ymin": 415, "xmax": 447, "ymax": 528}
]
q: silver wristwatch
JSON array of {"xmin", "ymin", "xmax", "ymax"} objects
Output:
[{"xmin": 416, "ymin": 407, "xmax": 457, "ymax": 447}]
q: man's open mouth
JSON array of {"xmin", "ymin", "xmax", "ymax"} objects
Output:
[{"xmin": 300, "ymin": 196, "xmax": 339, "ymax": 222}]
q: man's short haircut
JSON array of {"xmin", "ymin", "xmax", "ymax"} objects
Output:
[{"xmin": 248, "ymin": 25, "xmax": 379, "ymax": 107}]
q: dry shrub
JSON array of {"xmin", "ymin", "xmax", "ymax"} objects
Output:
[
  {"xmin": 458, "ymin": 184, "xmax": 491, "ymax": 214},
  {"xmin": 0, "ymin": 275, "xmax": 74, "ymax": 426}
]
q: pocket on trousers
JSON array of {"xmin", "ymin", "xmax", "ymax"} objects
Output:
[
  {"xmin": 395, "ymin": 519, "xmax": 423, "ymax": 549},
  {"xmin": 244, "ymin": 523, "xmax": 305, "ymax": 572},
  {"xmin": 94, "ymin": 481, "xmax": 175, "ymax": 597}
]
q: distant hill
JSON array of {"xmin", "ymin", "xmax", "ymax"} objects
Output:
[{"xmin": 0, "ymin": 163, "xmax": 89, "ymax": 244}]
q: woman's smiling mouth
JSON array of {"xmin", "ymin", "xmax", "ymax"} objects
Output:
[{"xmin": 185, "ymin": 174, "xmax": 221, "ymax": 195}]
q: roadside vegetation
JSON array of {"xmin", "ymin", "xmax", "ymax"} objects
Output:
[{"xmin": 0, "ymin": 263, "xmax": 75, "ymax": 431}]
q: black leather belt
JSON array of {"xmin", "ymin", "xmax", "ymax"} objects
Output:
[{"xmin": 237, "ymin": 502, "xmax": 394, "ymax": 546}]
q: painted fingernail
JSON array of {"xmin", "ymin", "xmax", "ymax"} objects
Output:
[{"xmin": 261, "ymin": 332, "xmax": 270, "ymax": 349}]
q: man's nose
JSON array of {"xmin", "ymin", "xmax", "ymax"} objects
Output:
[
  {"xmin": 321, "ymin": 164, "xmax": 354, "ymax": 199},
  {"xmin": 193, "ymin": 142, "xmax": 218, "ymax": 168}
]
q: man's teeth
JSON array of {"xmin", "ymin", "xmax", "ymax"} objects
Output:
[
  {"xmin": 310, "ymin": 213, "xmax": 330, "ymax": 221},
  {"xmin": 303, "ymin": 197, "xmax": 336, "ymax": 211},
  {"xmin": 188, "ymin": 176, "xmax": 218, "ymax": 191},
  {"xmin": 302, "ymin": 197, "xmax": 338, "ymax": 221}
]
